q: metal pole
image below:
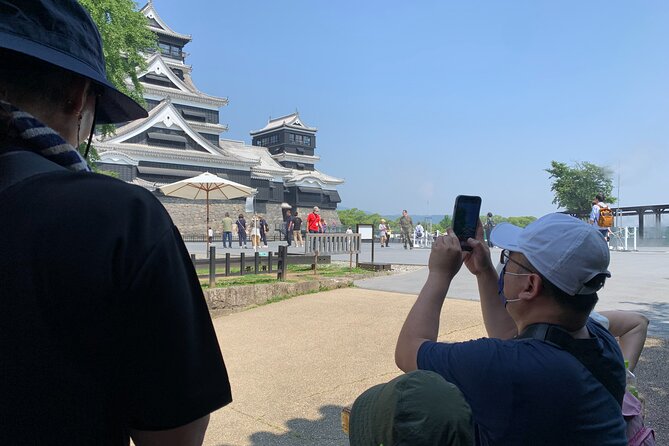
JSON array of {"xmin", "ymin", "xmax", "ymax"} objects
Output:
[{"xmin": 624, "ymin": 227, "xmax": 628, "ymax": 251}]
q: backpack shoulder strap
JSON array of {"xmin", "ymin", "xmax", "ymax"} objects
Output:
[
  {"xmin": 0, "ymin": 150, "xmax": 65, "ymax": 193},
  {"xmin": 518, "ymin": 323, "xmax": 624, "ymax": 406}
]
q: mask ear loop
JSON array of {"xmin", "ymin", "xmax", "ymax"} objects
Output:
[{"xmin": 83, "ymin": 97, "xmax": 98, "ymax": 160}]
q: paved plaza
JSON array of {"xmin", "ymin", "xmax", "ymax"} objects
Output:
[{"xmin": 196, "ymin": 240, "xmax": 669, "ymax": 445}]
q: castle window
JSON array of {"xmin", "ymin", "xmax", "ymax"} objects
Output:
[
  {"xmin": 287, "ymin": 133, "xmax": 311, "ymax": 146},
  {"xmin": 158, "ymin": 42, "xmax": 183, "ymax": 60},
  {"xmin": 181, "ymin": 108, "xmax": 207, "ymax": 122},
  {"xmin": 147, "ymin": 131, "xmax": 187, "ymax": 148}
]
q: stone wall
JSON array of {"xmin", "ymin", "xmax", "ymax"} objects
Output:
[
  {"xmin": 203, "ymin": 277, "xmax": 353, "ymax": 310},
  {"xmin": 157, "ymin": 196, "xmax": 341, "ymax": 237}
]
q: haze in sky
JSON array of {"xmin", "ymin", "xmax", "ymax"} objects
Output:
[{"xmin": 150, "ymin": 0, "xmax": 669, "ymax": 217}]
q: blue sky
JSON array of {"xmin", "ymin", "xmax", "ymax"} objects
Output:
[{"xmin": 148, "ymin": 0, "xmax": 669, "ymax": 217}]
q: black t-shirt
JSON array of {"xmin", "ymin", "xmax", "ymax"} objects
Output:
[
  {"xmin": 0, "ymin": 169, "xmax": 232, "ymax": 444},
  {"xmin": 292, "ymin": 217, "xmax": 302, "ymax": 231}
]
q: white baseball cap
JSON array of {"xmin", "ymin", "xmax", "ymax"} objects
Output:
[{"xmin": 491, "ymin": 213, "xmax": 611, "ymax": 296}]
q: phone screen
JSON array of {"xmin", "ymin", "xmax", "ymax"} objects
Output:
[{"xmin": 452, "ymin": 195, "xmax": 482, "ymax": 250}]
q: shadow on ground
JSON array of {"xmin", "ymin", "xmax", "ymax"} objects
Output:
[
  {"xmin": 219, "ymin": 405, "xmax": 348, "ymax": 446},
  {"xmin": 636, "ymin": 337, "xmax": 668, "ymax": 444},
  {"xmin": 618, "ymin": 301, "xmax": 669, "ymax": 337}
]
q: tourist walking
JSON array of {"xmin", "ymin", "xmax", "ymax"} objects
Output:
[
  {"xmin": 236, "ymin": 214, "xmax": 247, "ymax": 248},
  {"xmin": 284, "ymin": 209, "xmax": 294, "ymax": 246},
  {"xmin": 222, "ymin": 212, "xmax": 233, "ymax": 248},
  {"xmin": 307, "ymin": 206, "xmax": 322, "ymax": 233},
  {"xmin": 259, "ymin": 214, "xmax": 269, "ymax": 247},
  {"xmin": 250, "ymin": 214, "xmax": 261, "ymax": 251},
  {"xmin": 399, "ymin": 209, "xmax": 414, "ymax": 249},
  {"xmin": 484, "ymin": 212, "xmax": 495, "ymax": 247},
  {"xmin": 292, "ymin": 211, "xmax": 303, "ymax": 247},
  {"xmin": 378, "ymin": 219, "xmax": 388, "ymax": 248},
  {"xmin": 589, "ymin": 193, "xmax": 613, "ymax": 240}
]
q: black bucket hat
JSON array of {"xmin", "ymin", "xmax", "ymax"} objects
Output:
[{"xmin": 0, "ymin": 0, "xmax": 148, "ymax": 124}]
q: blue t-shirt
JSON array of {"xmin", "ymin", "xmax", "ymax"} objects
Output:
[{"xmin": 417, "ymin": 319, "xmax": 626, "ymax": 445}]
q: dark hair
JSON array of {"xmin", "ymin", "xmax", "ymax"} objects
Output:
[
  {"xmin": 487, "ymin": 212, "xmax": 493, "ymax": 217},
  {"xmin": 294, "ymin": 211, "xmax": 298, "ymax": 216},
  {"xmin": 238, "ymin": 214, "xmax": 243, "ymax": 218},
  {"xmin": 595, "ymin": 193, "xmax": 605, "ymax": 202},
  {"xmin": 541, "ymin": 277, "xmax": 599, "ymax": 314}
]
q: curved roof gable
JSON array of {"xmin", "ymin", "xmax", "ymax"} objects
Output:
[
  {"xmin": 250, "ymin": 112, "xmax": 317, "ymax": 135},
  {"xmin": 139, "ymin": 54, "xmax": 228, "ymax": 106},
  {"xmin": 103, "ymin": 100, "xmax": 251, "ymax": 164},
  {"xmin": 286, "ymin": 169, "xmax": 344, "ymax": 186},
  {"xmin": 140, "ymin": 1, "xmax": 192, "ymax": 42}
]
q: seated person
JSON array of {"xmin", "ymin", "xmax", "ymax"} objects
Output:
[
  {"xmin": 349, "ymin": 370, "xmax": 473, "ymax": 446},
  {"xmin": 395, "ymin": 213, "xmax": 627, "ymax": 445}
]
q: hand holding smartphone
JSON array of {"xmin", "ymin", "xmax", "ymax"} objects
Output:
[{"xmin": 452, "ymin": 195, "xmax": 482, "ymax": 251}]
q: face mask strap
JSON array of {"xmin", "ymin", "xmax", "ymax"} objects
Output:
[{"xmin": 83, "ymin": 101, "xmax": 97, "ymax": 160}]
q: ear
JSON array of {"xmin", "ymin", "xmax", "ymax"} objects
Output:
[
  {"xmin": 518, "ymin": 274, "xmax": 543, "ymax": 301},
  {"xmin": 62, "ymin": 77, "xmax": 90, "ymax": 116}
]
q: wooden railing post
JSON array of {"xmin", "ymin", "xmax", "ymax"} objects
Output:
[
  {"xmin": 225, "ymin": 252, "xmax": 231, "ymax": 276},
  {"xmin": 208, "ymin": 246, "xmax": 216, "ymax": 288},
  {"xmin": 277, "ymin": 245, "xmax": 287, "ymax": 281}
]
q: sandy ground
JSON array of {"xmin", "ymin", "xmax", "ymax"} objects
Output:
[{"xmin": 202, "ymin": 287, "xmax": 667, "ymax": 445}]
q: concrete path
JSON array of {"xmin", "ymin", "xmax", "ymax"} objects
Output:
[
  {"xmin": 204, "ymin": 288, "xmax": 486, "ymax": 445},
  {"xmin": 203, "ymin": 287, "xmax": 668, "ymax": 445},
  {"xmin": 188, "ymin": 240, "xmax": 669, "ymax": 445},
  {"xmin": 352, "ymin": 246, "xmax": 669, "ymax": 338}
]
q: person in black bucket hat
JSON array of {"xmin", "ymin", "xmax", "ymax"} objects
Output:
[{"xmin": 0, "ymin": 1, "xmax": 232, "ymax": 444}]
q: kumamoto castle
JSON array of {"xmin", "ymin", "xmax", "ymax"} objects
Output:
[{"xmin": 95, "ymin": 1, "xmax": 343, "ymax": 236}]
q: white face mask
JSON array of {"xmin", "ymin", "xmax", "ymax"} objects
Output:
[{"xmin": 497, "ymin": 262, "xmax": 529, "ymax": 307}]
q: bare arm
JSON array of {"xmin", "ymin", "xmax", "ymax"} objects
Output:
[
  {"xmin": 599, "ymin": 310, "xmax": 649, "ymax": 372},
  {"xmin": 130, "ymin": 415, "xmax": 210, "ymax": 446},
  {"xmin": 463, "ymin": 221, "xmax": 517, "ymax": 339},
  {"xmin": 395, "ymin": 231, "xmax": 463, "ymax": 372}
]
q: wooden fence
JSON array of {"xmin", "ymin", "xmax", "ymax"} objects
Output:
[
  {"xmin": 192, "ymin": 247, "xmax": 331, "ymax": 286},
  {"xmin": 304, "ymin": 233, "xmax": 361, "ymax": 270}
]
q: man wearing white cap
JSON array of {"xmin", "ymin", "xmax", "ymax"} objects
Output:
[{"xmin": 396, "ymin": 213, "xmax": 627, "ymax": 445}]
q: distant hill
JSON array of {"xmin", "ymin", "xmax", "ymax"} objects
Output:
[
  {"xmin": 382, "ymin": 214, "xmax": 446, "ymax": 223},
  {"xmin": 336, "ymin": 207, "xmax": 447, "ymax": 223}
]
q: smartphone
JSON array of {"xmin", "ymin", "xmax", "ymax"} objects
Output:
[{"xmin": 452, "ymin": 195, "xmax": 482, "ymax": 251}]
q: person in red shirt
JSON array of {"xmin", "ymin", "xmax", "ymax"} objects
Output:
[{"xmin": 307, "ymin": 206, "xmax": 322, "ymax": 233}]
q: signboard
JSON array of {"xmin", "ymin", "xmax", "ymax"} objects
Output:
[
  {"xmin": 245, "ymin": 196, "xmax": 254, "ymax": 213},
  {"xmin": 356, "ymin": 224, "xmax": 374, "ymax": 240}
]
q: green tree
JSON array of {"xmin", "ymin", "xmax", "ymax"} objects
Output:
[
  {"xmin": 545, "ymin": 161, "xmax": 615, "ymax": 213},
  {"xmin": 506, "ymin": 216, "xmax": 537, "ymax": 228},
  {"xmin": 432, "ymin": 215, "xmax": 453, "ymax": 232},
  {"xmin": 337, "ymin": 208, "xmax": 383, "ymax": 227},
  {"xmin": 78, "ymin": 0, "xmax": 156, "ymax": 169},
  {"xmin": 79, "ymin": 0, "xmax": 156, "ymax": 110}
]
